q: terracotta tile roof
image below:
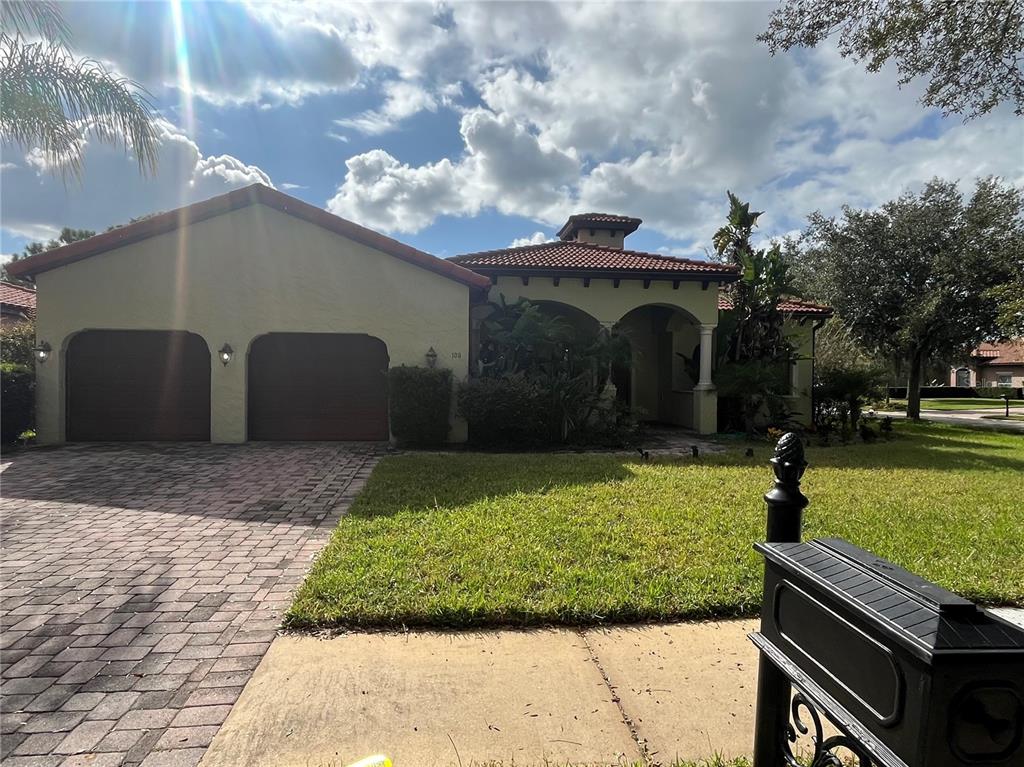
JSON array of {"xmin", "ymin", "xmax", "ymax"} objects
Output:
[
  {"xmin": 970, "ymin": 340, "xmax": 1024, "ymax": 366},
  {"xmin": 718, "ymin": 295, "xmax": 833, "ymax": 316},
  {"xmin": 557, "ymin": 212, "xmax": 642, "ymax": 239},
  {"xmin": 450, "ymin": 240, "xmax": 740, "ymax": 280},
  {"xmin": 0, "ymin": 281, "xmax": 36, "ymax": 318},
  {"xmin": 5, "ymin": 185, "xmax": 491, "ymax": 290}
]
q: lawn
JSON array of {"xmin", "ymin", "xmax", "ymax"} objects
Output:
[
  {"xmin": 885, "ymin": 397, "xmax": 1023, "ymax": 411},
  {"xmin": 287, "ymin": 423, "xmax": 1024, "ymax": 629}
]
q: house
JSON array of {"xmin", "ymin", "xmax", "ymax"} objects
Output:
[
  {"xmin": 7, "ymin": 185, "xmax": 830, "ymax": 444},
  {"xmin": 1, "ymin": 281, "xmax": 37, "ymax": 326},
  {"xmin": 950, "ymin": 340, "xmax": 1024, "ymax": 388}
]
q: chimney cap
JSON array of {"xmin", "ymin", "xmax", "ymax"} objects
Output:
[{"xmin": 558, "ymin": 213, "xmax": 642, "ymax": 241}]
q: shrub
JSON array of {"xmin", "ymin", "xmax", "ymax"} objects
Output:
[
  {"xmin": 1, "ymin": 320, "xmax": 35, "ymax": 366},
  {"xmin": 457, "ymin": 376, "xmax": 548, "ymax": 447},
  {"xmin": 387, "ymin": 366, "xmax": 452, "ymax": 447},
  {"xmin": 814, "ymin": 365, "xmax": 885, "ymax": 435},
  {"xmin": 715, "ymin": 359, "xmax": 794, "ymax": 433},
  {"xmin": 1, "ymin": 363, "xmax": 34, "ymax": 444},
  {"xmin": 975, "ymin": 386, "xmax": 1023, "ymax": 399}
]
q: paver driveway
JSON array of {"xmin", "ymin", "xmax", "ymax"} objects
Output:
[{"xmin": 1, "ymin": 443, "xmax": 378, "ymax": 767}]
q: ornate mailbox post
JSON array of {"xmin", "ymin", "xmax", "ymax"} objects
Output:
[{"xmin": 751, "ymin": 434, "xmax": 1024, "ymax": 767}]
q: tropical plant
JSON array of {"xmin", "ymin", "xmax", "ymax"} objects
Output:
[
  {"xmin": 1, "ymin": 1, "xmax": 158, "ymax": 177},
  {"xmin": 713, "ymin": 192, "xmax": 799, "ymax": 433},
  {"xmin": 467, "ymin": 296, "xmax": 634, "ymax": 445}
]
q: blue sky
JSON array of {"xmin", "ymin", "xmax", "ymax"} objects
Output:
[{"xmin": 3, "ymin": 1, "xmax": 1022, "ymax": 263}]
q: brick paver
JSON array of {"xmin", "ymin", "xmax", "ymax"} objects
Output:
[{"xmin": 1, "ymin": 443, "xmax": 378, "ymax": 766}]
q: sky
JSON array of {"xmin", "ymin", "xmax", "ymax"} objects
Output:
[{"xmin": 2, "ymin": 0, "xmax": 1023, "ymax": 264}]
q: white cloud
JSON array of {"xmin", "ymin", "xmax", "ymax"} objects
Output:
[
  {"xmin": 318, "ymin": 1, "xmax": 1023, "ymax": 242},
  {"xmin": 327, "ymin": 107, "xmax": 578, "ymax": 232},
  {"xmin": 57, "ymin": 1, "xmax": 361, "ymax": 106},
  {"xmin": 280, "ymin": 182, "xmax": 308, "ymax": 191},
  {"xmin": 509, "ymin": 232, "xmax": 552, "ymax": 248},
  {"xmin": 327, "ymin": 150, "xmax": 469, "ymax": 233},
  {"xmin": 2, "ymin": 119, "xmax": 272, "ymax": 239},
  {"xmin": 335, "ymin": 81, "xmax": 438, "ymax": 135}
]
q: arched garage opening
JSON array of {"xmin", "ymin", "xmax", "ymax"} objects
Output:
[
  {"xmin": 247, "ymin": 333, "xmax": 389, "ymax": 441},
  {"xmin": 66, "ymin": 330, "xmax": 211, "ymax": 441}
]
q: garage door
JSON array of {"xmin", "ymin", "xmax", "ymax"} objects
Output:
[
  {"xmin": 247, "ymin": 333, "xmax": 389, "ymax": 440},
  {"xmin": 67, "ymin": 330, "xmax": 211, "ymax": 441}
]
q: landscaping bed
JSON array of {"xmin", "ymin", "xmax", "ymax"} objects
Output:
[{"xmin": 287, "ymin": 423, "xmax": 1024, "ymax": 629}]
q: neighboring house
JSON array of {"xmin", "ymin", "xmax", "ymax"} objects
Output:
[
  {"xmin": 0, "ymin": 280, "xmax": 36, "ymax": 326},
  {"xmin": 8, "ymin": 185, "xmax": 830, "ymax": 445},
  {"xmin": 950, "ymin": 340, "xmax": 1024, "ymax": 388}
]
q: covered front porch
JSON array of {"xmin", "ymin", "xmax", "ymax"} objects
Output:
[{"xmin": 471, "ymin": 275, "xmax": 726, "ymax": 434}]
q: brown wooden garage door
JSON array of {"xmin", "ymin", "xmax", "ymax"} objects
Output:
[
  {"xmin": 67, "ymin": 330, "xmax": 211, "ymax": 441},
  {"xmin": 247, "ymin": 333, "xmax": 389, "ymax": 441}
]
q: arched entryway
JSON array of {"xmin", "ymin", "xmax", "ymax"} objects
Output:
[
  {"xmin": 615, "ymin": 304, "xmax": 705, "ymax": 427},
  {"xmin": 247, "ymin": 333, "xmax": 389, "ymax": 440}
]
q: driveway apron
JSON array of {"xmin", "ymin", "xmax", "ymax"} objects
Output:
[{"xmin": 1, "ymin": 443, "xmax": 378, "ymax": 767}]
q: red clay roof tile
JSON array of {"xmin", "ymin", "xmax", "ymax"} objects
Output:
[
  {"xmin": 718, "ymin": 295, "xmax": 833, "ymax": 316},
  {"xmin": 971, "ymin": 340, "xmax": 1024, "ymax": 366},
  {"xmin": 0, "ymin": 281, "xmax": 37, "ymax": 318},
  {"xmin": 557, "ymin": 212, "xmax": 643, "ymax": 239},
  {"xmin": 451, "ymin": 240, "xmax": 740, "ymax": 279}
]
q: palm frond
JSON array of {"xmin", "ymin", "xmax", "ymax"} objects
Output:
[
  {"xmin": 1, "ymin": 1, "xmax": 70, "ymax": 45},
  {"xmin": 0, "ymin": 36, "xmax": 158, "ymax": 176}
]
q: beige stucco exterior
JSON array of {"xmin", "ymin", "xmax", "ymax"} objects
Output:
[
  {"xmin": 950, "ymin": 365, "xmax": 1024, "ymax": 388},
  {"xmin": 32, "ymin": 202, "xmax": 471, "ymax": 444}
]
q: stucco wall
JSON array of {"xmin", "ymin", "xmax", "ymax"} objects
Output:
[
  {"xmin": 785, "ymin": 321, "xmax": 815, "ymax": 426},
  {"xmin": 489, "ymin": 276, "xmax": 720, "ymax": 325},
  {"xmin": 33, "ymin": 203, "xmax": 471, "ymax": 443},
  {"xmin": 977, "ymin": 366, "xmax": 1024, "ymax": 387}
]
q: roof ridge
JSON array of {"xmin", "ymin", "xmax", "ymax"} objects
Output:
[
  {"xmin": 452, "ymin": 238, "xmax": 738, "ymax": 272},
  {"xmin": 449, "ymin": 239, "xmax": 568, "ymax": 261},
  {"xmin": 578, "ymin": 240, "xmax": 726, "ymax": 268},
  {"xmin": 0, "ymin": 280, "xmax": 36, "ymax": 293}
]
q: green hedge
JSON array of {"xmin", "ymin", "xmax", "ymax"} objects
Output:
[
  {"xmin": 456, "ymin": 377, "xmax": 549, "ymax": 447},
  {"xmin": 387, "ymin": 366, "xmax": 452, "ymax": 447},
  {"xmin": 975, "ymin": 386, "xmax": 1023, "ymax": 399},
  {"xmin": 1, "ymin": 363, "xmax": 34, "ymax": 444}
]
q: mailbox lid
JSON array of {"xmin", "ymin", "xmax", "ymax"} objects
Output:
[{"xmin": 756, "ymin": 538, "xmax": 1024, "ymax": 656}]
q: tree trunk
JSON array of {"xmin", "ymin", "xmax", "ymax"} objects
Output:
[{"xmin": 906, "ymin": 349, "xmax": 924, "ymax": 420}]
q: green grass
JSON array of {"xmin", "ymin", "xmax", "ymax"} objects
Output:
[
  {"xmin": 886, "ymin": 397, "xmax": 1023, "ymax": 411},
  {"xmin": 287, "ymin": 423, "xmax": 1024, "ymax": 629}
]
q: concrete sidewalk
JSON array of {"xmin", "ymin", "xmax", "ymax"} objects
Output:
[
  {"xmin": 886, "ymin": 407, "xmax": 1024, "ymax": 432},
  {"xmin": 201, "ymin": 620, "xmax": 759, "ymax": 767}
]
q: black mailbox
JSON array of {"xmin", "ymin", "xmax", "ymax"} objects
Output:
[{"xmin": 752, "ymin": 537, "xmax": 1024, "ymax": 767}]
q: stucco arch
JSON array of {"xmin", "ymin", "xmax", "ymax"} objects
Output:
[{"xmin": 488, "ymin": 275, "xmax": 721, "ymax": 328}]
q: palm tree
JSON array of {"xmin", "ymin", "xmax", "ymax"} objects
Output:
[{"xmin": 1, "ymin": 1, "xmax": 158, "ymax": 177}]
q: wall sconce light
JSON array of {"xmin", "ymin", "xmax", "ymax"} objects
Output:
[
  {"xmin": 425, "ymin": 346, "xmax": 438, "ymax": 368},
  {"xmin": 33, "ymin": 341, "xmax": 51, "ymax": 363},
  {"xmin": 218, "ymin": 343, "xmax": 234, "ymax": 366}
]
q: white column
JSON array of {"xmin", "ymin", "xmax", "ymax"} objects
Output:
[{"xmin": 696, "ymin": 323, "xmax": 715, "ymax": 389}]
